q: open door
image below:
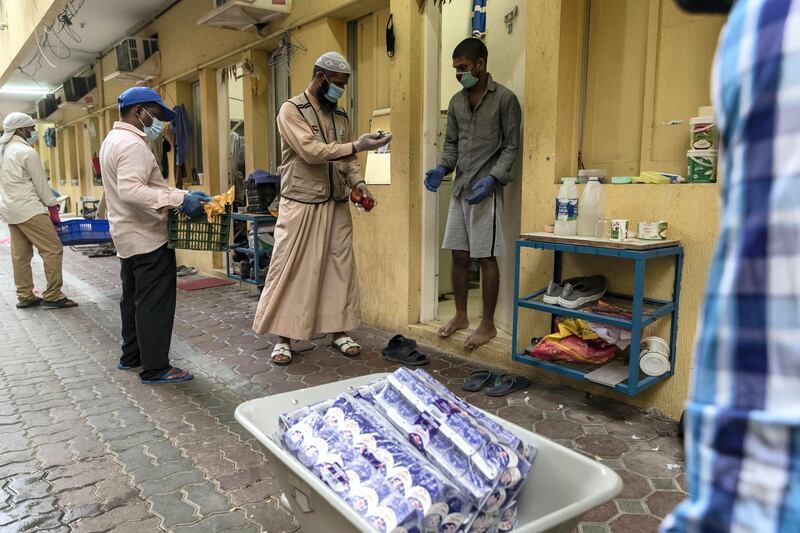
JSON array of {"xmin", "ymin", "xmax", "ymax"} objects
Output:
[
  {"xmin": 489, "ymin": 0, "xmax": 526, "ymax": 334},
  {"xmin": 423, "ymin": 0, "xmax": 526, "ymax": 337}
]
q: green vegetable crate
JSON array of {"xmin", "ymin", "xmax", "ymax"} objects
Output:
[{"xmin": 168, "ymin": 205, "xmax": 231, "ymax": 252}]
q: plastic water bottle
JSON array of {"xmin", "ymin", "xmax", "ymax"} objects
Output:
[
  {"xmin": 577, "ymin": 177, "xmax": 604, "ymax": 237},
  {"xmin": 554, "ymin": 178, "xmax": 578, "ymax": 236}
]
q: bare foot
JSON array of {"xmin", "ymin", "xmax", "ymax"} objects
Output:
[
  {"xmin": 464, "ymin": 322, "xmax": 497, "ymax": 351},
  {"xmin": 439, "ymin": 315, "xmax": 470, "ymax": 338}
]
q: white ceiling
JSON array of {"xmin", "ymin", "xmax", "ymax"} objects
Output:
[{"xmin": 0, "ymin": 0, "xmax": 176, "ymax": 120}]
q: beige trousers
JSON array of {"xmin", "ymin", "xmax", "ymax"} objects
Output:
[{"xmin": 9, "ymin": 213, "xmax": 65, "ymax": 303}]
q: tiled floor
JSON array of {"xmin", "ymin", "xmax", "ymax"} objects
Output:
[{"xmin": 0, "ymin": 240, "xmax": 686, "ymax": 532}]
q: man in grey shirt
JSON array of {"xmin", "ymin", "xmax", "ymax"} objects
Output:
[{"xmin": 425, "ymin": 38, "xmax": 521, "ymax": 350}]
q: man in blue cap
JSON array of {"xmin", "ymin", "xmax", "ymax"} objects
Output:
[{"xmin": 99, "ymin": 87, "xmax": 210, "ymax": 384}]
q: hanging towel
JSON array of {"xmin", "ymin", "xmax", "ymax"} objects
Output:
[
  {"xmin": 161, "ymin": 138, "xmax": 171, "ymax": 180},
  {"xmin": 44, "ymin": 128, "xmax": 57, "ymax": 148},
  {"xmin": 472, "ymin": 0, "xmax": 487, "ymax": 38},
  {"xmin": 171, "ymin": 105, "xmax": 193, "ymax": 168}
]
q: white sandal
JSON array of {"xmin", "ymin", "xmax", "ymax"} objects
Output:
[
  {"xmin": 270, "ymin": 343, "xmax": 293, "ymax": 365},
  {"xmin": 332, "ymin": 336, "xmax": 361, "ymax": 357}
]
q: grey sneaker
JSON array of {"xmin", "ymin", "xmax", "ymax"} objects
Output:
[
  {"xmin": 543, "ymin": 277, "xmax": 586, "ymax": 304},
  {"xmin": 557, "ymin": 275, "xmax": 608, "ymax": 309}
]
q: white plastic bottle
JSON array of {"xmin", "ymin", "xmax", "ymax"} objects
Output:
[
  {"xmin": 554, "ymin": 178, "xmax": 579, "ymax": 236},
  {"xmin": 577, "ymin": 177, "xmax": 605, "ymax": 237}
]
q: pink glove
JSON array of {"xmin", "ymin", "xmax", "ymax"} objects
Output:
[{"xmin": 48, "ymin": 205, "xmax": 61, "ymax": 224}]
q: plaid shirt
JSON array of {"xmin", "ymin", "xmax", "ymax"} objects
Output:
[{"xmin": 663, "ymin": 1, "xmax": 800, "ymax": 531}]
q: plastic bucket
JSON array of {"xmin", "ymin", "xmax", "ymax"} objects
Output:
[
  {"xmin": 689, "ymin": 116, "xmax": 717, "ymax": 150},
  {"xmin": 235, "ymin": 374, "xmax": 623, "ymax": 533},
  {"xmin": 687, "ymin": 150, "xmax": 718, "ymax": 183}
]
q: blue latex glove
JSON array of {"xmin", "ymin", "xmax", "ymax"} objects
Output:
[
  {"xmin": 181, "ymin": 193, "xmax": 207, "ymax": 219},
  {"xmin": 424, "ymin": 166, "xmax": 447, "ymax": 192},
  {"xmin": 188, "ymin": 190, "xmax": 212, "ymax": 201},
  {"xmin": 466, "ymin": 175, "xmax": 496, "ymax": 205}
]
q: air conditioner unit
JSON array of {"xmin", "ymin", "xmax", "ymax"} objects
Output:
[
  {"xmin": 104, "ymin": 38, "xmax": 161, "ymax": 83},
  {"xmin": 198, "ymin": 0, "xmax": 292, "ymax": 32},
  {"xmin": 63, "ymin": 75, "xmax": 97, "ymax": 102},
  {"xmin": 115, "ymin": 37, "xmax": 159, "ymax": 72},
  {"xmin": 37, "ymin": 95, "xmax": 58, "ymax": 119}
]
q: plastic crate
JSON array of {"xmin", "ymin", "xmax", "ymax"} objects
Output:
[
  {"xmin": 55, "ymin": 218, "xmax": 112, "ymax": 245},
  {"xmin": 168, "ymin": 205, "xmax": 231, "ymax": 252},
  {"xmin": 235, "ymin": 374, "xmax": 623, "ymax": 533}
]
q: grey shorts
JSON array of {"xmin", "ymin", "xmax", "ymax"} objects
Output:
[{"xmin": 442, "ymin": 190, "xmax": 505, "ymax": 258}]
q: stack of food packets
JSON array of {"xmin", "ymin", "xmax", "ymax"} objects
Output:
[{"xmin": 279, "ymin": 368, "xmax": 535, "ymax": 533}]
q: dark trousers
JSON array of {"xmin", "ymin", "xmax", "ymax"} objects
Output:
[{"xmin": 119, "ymin": 244, "xmax": 177, "ymax": 379}]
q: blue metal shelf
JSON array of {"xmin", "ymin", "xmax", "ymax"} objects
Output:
[
  {"xmin": 511, "ymin": 235, "xmax": 685, "ymax": 397},
  {"xmin": 518, "ymin": 289, "xmax": 675, "ymax": 329},
  {"xmin": 226, "ymin": 213, "xmax": 276, "ymax": 288},
  {"xmin": 233, "ymin": 246, "xmax": 272, "ymax": 258},
  {"xmin": 226, "ymin": 273, "xmax": 263, "ymax": 287},
  {"xmin": 512, "ymin": 352, "xmax": 671, "ymax": 395},
  {"xmin": 231, "ymin": 213, "xmax": 276, "ymax": 223}
]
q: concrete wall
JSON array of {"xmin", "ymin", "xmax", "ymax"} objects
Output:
[
  {"xmin": 517, "ymin": 0, "xmax": 725, "ymax": 419},
  {"xmin": 351, "ymin": 0, "xmax": 424, "ymax": 329},
  {"xmin": 227, "ymin": 75, "xmax": 244, "ymax": 123},
  {"xmin": 0, "ymin": 0, "xmax": 65, "ymax": 87}
]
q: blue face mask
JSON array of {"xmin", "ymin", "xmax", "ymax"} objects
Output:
[
  {"xmin": 140, "ymin": 108, "xmax": 164, "ymax": 142},
  {"xmin": 28, "ymin": 130, "xmax": 38, "ymax": 144},
  {"xmin": 323, "ymin": 75, "xmax": 345, "ymax": 103}
]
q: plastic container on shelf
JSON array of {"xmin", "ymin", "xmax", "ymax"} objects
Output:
[
  {"xmin": 689, "ymin": 116, "xmax": 717, "ymax": 150},
  {"xmin": 577, "ymin": 177, "xmax": 604, "ymax": 237},
  {"xmin": 554, "ymin": 178, "xmax": 579, "ymax": 236},
  {"xmin": 687, "ymin": 150, "xmax": 718, "ymax": 183},
  {"xmin": 235, "ymin": 374, "xmax": 622, "ymax": 533},
  {"xmin": 578, "ymin": 169, "xmax": 607, "ymax": 184}
]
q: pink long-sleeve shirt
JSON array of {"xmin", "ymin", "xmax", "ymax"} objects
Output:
[{"xmin": 99, "ymin": 121, "xmax": 186, "ymax": 259}]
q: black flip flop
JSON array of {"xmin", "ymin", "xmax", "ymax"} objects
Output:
[
  {"xmin": 382, "ymin": 344, "xmax": 430, "ymax": 366},
  {"xmin": 381, "ymin": 334, "xmax": 417, "ymax": 355},
  {"xmin": 485, "ymin": 374, "xmax": 531, "ymax": 397},
  {"xmin": 462, "ymin": 370, "xmax": 499, "ymax": 392},
  {"xmin": 16, "ymin": 296, "xmax": 43, "ymax": 309},
  {"xmin": 88, "ymin": 248, "xmax": 115, "ymax": 258},
  {"xmin": 140, "ymin": 367, "xmax": 194, "ymax": 385},
  {"xmin": 42, "ymin": 297, "xmax": 78, "ymax": 309}
]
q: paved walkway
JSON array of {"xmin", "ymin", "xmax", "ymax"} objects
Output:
[{"xmin": 0, "ymin": 241, "xmax": 686, "ymax": 532}]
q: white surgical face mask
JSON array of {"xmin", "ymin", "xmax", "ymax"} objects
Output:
[
  {"xmin": 323, "ymin": 75, "xmax": 345, "ymax": 103},
  {"xmin": 139, "ymin": 108, "xmax": 164, "ymax": 142}
]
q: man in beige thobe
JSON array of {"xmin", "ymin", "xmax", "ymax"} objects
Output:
[{"xmin": 253, "ymin": 52, "xmax": 391, "ymax": 365}]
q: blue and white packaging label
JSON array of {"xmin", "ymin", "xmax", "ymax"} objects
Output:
[{"xmin": 556, "ymin": 198, "xmax": 578, "ymax": 222}]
